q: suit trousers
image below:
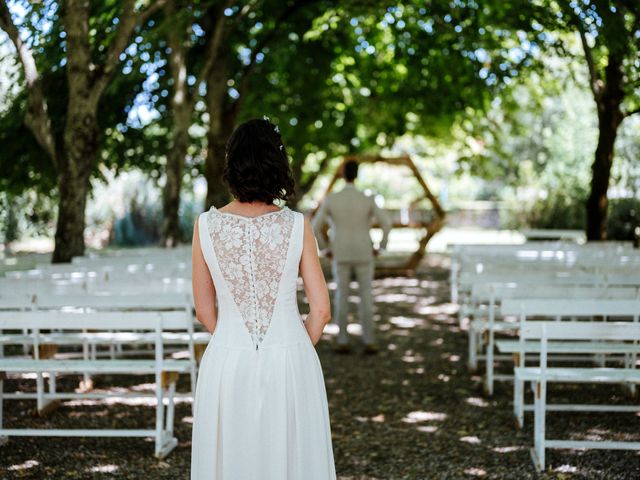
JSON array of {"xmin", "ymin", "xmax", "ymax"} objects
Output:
[{"xmin": 332, "ymin": 260, "xmax": 375, "ymax": 345}]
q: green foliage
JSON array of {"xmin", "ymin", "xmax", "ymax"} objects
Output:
[
  {"xmin": 608, "ymin": 198, "xmax": 640, "ymax": 241},
  {"xmin": 503, "ymin": 185, "xmax": 588, "ymax": 231},
  {"xmin": 2, "ymin": 0, "xmax": 640, "ymax": 245}
]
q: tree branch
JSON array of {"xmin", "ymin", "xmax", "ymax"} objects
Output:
[
  {"xmin": 189, "ymin": 0, "xmax": 235, "ymax": 110},
  {"xmin": 623, "ymin": 106, "xmax": 640, "ymax": 118},
  {"xmin": 577, "ymin": 27, "xmax": 602, "ymax": 103},
  {"xmin": 0, "ymin": 0, "xmax": 57, "ymax": 164},
  {"xmin": 165, "ymin": 1, "xmax": 189, "ymax": 114},
  {"xmin": 232, "ymin": 0, "xmax": 316, "ymax": 115},
  {"xmin": 91, "ymin": 0, "xmax": 167, "ymax": 105},
  {"xmin": 574, "ymin": 16, "xmax": 602, "ymax": 103}
]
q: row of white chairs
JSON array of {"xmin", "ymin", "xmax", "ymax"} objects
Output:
[
  {"xmin": 450, "ymin": 241, "xmax": 639, "ymax": 304},
  {"xmin": 0, "ymin": 259, "xmax": 206, "ymax": 459},
  {"xmin": 470, "ymin": 285, "xmax": 640, "ymax": 392},
  {"xmin": 0, "ymin": 310, "xmax": 193, "ymax": 458},
  {"xmin": 0, "ymin": 292, "xmax": 205, "ymax": 393},
  {"xmin": 451, "ymin": 243, "xmax": 640, "ymax": 385},
  {"xmin": 494, "ymin": 301, "xmax": 640, "ymax": 471},
  {"xmin": 450, "ymin": 242, "xmax": 640, "ymax": 470}
]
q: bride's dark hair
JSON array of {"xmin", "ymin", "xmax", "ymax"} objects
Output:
[{"xmin": 223, "ymin": 118, "xmax": 295, "ymax": 204}]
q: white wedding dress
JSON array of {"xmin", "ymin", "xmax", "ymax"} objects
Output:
[{"xmin": 191, "ymin": 206, "xmax": 336, "ymax": 480}]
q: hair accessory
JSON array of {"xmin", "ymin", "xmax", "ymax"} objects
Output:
[
  {"xmin": 279, "ymin": 145, "xmax": 284, "ymax": 151},
  {"xmin": 274, "ymin": 125, "xmax": 280, "ymax": 133},
  {"xmin": 263, "ymin": 115, "xmax": 270, "ymax": 122}
]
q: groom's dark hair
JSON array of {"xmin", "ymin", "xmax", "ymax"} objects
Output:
[
  {"xmin": 223, "ymin": 118, "xmax": 295, "ymax": 204},
  {"xmin": 343, "ymin": 160, "xmax": 358, "ymax": 182}
]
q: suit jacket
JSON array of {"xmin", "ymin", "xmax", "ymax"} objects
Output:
[{"xmin": 312, "ymin": 184, "xmax": 391, "ymax": 263}]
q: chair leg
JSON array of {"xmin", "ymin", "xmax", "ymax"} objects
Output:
[
  {"xmin": 154, "ymin": 375, "xmax": 165, "ymax": 457},
  {"xmin": 81, "ymin": 340, "xmax": 91, "ymax": 390},
  {"xmin": 532, "ymin": 380, "xmax": 546, "ymax": 471},
  {"xmin": 166, "ymin": 382, "xmax": 176, "ymax": 438},
  {"xmin": 0, "ymin": 377, "xmax": 8, "ymax": 446},
  {"xmin": 48, "ymin": 371, "xmax": 56, "ymax": 395},
  {"xmin": 514, "ymin": 376, "xmax": 524, "ymax": 429},
  {"xmin": 624, "ymin": 353, "xmax": 637, "ymax": 398},
  {"xmin": 485, "ymin": 330, "xmax": 494, "ymax": 396},
  {"xmin": 36, "ymin": 372, "xmax": 45, "ymax": 413},
  {"xmin": 155, "ymin": 381, "xmax": 178, "ymax": 459},
  {"xmin": 468, "ymin": 328, "xmax": 478, "ymax": 372}
]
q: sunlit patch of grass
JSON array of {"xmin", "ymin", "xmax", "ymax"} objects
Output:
[
  {"xmin": 417, "ymin": 425, "xmax": 438, "ymax": 433},
  {"xmin": 464, "ymin": 467, "xmax": 486, "ymax": 476},
  {"xmin": 389, "ymin": 316, "xmax": 424, "ymax": 328},
  {"xmin": 8, "ymin": 460, "xmax": 39, "ymax": 471},
  {"xmin": 407, "ymin": 367, "xmax": 425, "ymax": 375},
  {"xmin": 554, "ymin": 464, "xmax": 578, "ymax": 473},
  {"xmin": 401, "ymin": 350, "xmax": 424, "ymax": 363},
  {"xmin": 402, "ymin": 411, "xmax": 447, "ymax": 423},
  {"xmin": 68, "ymin": 409, "xmax": 109, "ymax": 418},
  {"xmin": 414, "ymin": 303, "xmax": 458, "ymax": 315},
  {"xmin": 88, "ymin": 464, "xmax": 119, "ymax": 473},
  {"xmin": 374, "ymin": 293, "xmax": 418, "ymax": 303},
  {"xmin": 492, "ymin": 446, "xmax": 524, "ymax": 453},
  {"xmin": 354, "ymin": 414, "xmax": 385, "ymax": 423},
  {"xmin": 460, "ymin": 436, "xmax": 481, "ymax": 445},
  {"xmin": 465, "ymin": 397, "xmax": 489, "ymax": 408}
]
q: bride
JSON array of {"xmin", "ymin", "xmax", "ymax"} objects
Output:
[{"xmin": 190, "ymin": 117, "xmax": 336, "ymax": 479}]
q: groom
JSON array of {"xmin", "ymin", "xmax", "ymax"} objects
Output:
[{"xmin": 313, "ymin": 160, "xmax": 391, "ymax": 354}]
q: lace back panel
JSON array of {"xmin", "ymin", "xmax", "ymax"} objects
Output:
[{"xmin": 206, "ymin": 207, "xmax": 295, "ymax": 348}]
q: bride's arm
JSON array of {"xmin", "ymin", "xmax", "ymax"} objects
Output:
[
  {"xmin": 300, "ymin": 216, "xmax": 331, "ymax": 345},
  {"xmin": 192, "ymin": 219, "xmax": 218, "ymax": 334}
]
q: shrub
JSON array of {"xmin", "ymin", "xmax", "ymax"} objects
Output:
[{"xmin": 608, "ymin": 197, "xmax": 640, "ymax": 241}]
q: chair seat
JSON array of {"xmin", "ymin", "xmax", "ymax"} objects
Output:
[
  {"xmin": 470, "ymin": 319, "xmax": 518, "ymax": 332},
  {"xmin": 0, "ymin": 358, "xmax": 191, "ymax": 374},
  {"xmin": 515, "ymin": 367, "xmax": 640, "ymax": 383},
  {"xmin": 0, "ymin": 331, "xmax": 211, "ymax": 345},
  {"xmin": 497, "ymin": 340, "xmax": 638, "ymax": 354}
]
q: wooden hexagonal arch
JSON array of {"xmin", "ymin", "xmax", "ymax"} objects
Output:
[{"xmin": 312, "ymin": 154, "xmax": 446, "ymax": 276}]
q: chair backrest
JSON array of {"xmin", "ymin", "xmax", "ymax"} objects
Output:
[
  {"xmin": 501, "ymin": 298, "xmax": 640, "ymax": 318},
  {"xmin": 0, "ymin": 310, "xmax": 191, "ymax": 331},
  {"xmin": 33, "ymin": 292, "xmax": 191, "ymax": 311},
  {"xmin": 459, "ymin": 271, "xmax": 608, "ymax": 289},
  {"xmin": 521, "ymin": 321, "xmax": 640, "ymax": 342},
  {"xmin": 0, "ymin": 293, "xmax": 35, "ymax": 310},
  {"xmin": 471, "ymin": 284, "xmax": 640, "ymax": 303}
]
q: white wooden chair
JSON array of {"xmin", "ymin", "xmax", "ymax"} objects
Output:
[
  {"xmin": 501, "ymin": 299, "xmax": 640, "ymax": 429},
  {"xmin": 475, "ymin": 286, "xmax": 640, "ymax": 394},
  {"xmin": 0, "ymin": 310, "xmax": 191, "ymax": 458},
  {"xmin": 29, "ymin": 292, "xmax": 201, "ymax": 396},
  {"xmin": 515, "ymin": 321, "xmax": 640, "ymax": 471}
]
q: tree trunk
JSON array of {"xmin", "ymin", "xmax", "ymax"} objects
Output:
[
  {"xmin": 162, "ymin": 14, "xmax": 192, "ymax": 248},
  {"xmin": 204, "ymin": 121, "xmax": 234, "ymax": 209},
  {"xmin": 52, "ymin": 167, "xmax": 90, "ymax": 263},
  {"xmin": 289, "ymin": 158, "xmax": 305, "ymax": 208},
  {"xmin": 204, "ymin": 57, "xmax": 234, "ymax": 209},
  {"xmin": 162, "ymin": 108, "xmax": 191, "ymax": 247},
  {"xmin": 585, "ymin": 57, "xmax": 624, "ymax": 241},
  {"xmin": 52, "ymin": 99, "xmax": 98, "ymax": 262}
]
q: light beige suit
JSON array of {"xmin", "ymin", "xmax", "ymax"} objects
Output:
[{"xmin": 312, "ymin": 184, "xmax": 391, "ymax": 346}]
